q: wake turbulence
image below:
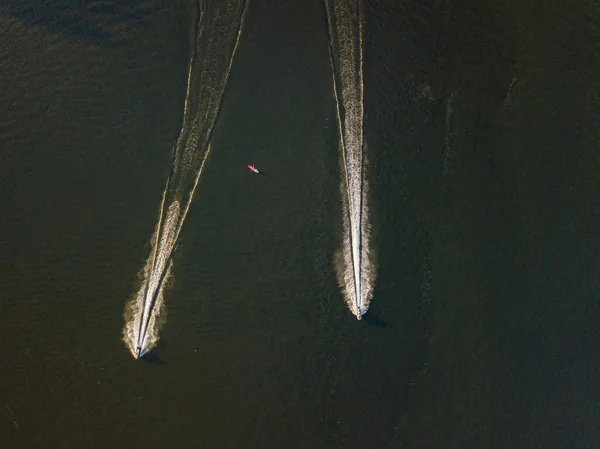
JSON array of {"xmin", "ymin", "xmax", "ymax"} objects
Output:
[
  {"xmin": 325, "ymin": 0, "xmax": 374, "ymax": 319},
  {"xmin": 123, "ymin": 0, "xmax": 248, "ymax": 358}
]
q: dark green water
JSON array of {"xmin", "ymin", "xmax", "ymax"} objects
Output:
[{"xmin": 1, "ymin": 1, "xmax": 599, "ymax": 448}]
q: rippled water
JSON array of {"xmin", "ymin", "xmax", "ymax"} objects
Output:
[{"xmin": 1, "ymin": 1, "xmax": 599, "ymax": 447}]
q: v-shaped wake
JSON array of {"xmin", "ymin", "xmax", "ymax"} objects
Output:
[
  {"xmin": 122, "ymin": 0, "xmax": 248, "ymax": 358},
  {"xmin": 325, "ymin": 0, "xmax": 375, "ymax": 319}
]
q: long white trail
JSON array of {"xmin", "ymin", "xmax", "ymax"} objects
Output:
[
  {"xmin": 123, "ymin": 0, "xmax": 248, "ymax": 358},
  {"xmin": 325, "ymin": 0, "xmax": 374, "ymax": 319}
]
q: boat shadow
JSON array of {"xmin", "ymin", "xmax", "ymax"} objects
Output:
[
  {"xmin": 361, "ymin": 307, "xmax": 393, "ymax": 329},
  {"xmin": 139, "ymin": 351, "xmax": 167, "ymax": 366}
]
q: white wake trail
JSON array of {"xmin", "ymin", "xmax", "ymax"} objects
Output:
[
  {"xmin": 123, "ymin": 0, "xmax": 248, "ymax": 358},
  {"xmin": 325, "ymin": 0, "xmax": 374, "ymax": 319}
]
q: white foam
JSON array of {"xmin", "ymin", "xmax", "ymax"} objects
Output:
[
  {"xmin": 326, "ymin": 0, "xmax": 375, "ymax": 319},
  {"xmin": 122, "ymin": 0, "xmax": 248, "ymax": 358}
]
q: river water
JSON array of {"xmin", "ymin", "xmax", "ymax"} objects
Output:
[{"xmin": 1, "ymin": 0, "xmax": 599, "ymax": 447}]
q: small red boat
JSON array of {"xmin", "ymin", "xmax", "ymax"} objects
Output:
[{"xmin": 248, "ymin": 164, "xmax": 259, "ymax": 174}]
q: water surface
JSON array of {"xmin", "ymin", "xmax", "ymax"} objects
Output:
[{"xmin": 1, "ymin": 1, "xmax": 599, "ymax": 448}]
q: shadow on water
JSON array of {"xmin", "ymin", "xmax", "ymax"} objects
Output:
[
  {"xmin": 0, "ymin": 0, "xmax": 153, "ymax": 45},
  {"xmin": 362, "ymin": 307, "xmax": 392, "ymax": 329},
  {"xmin": 140, "ymin": 351, "xmax": 167, "ymax": 365}
]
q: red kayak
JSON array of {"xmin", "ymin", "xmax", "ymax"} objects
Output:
[{"xmin": 248, "ymin": 164, "xmax": 259, "ymax": 174}]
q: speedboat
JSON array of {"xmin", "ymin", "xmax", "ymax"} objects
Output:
[{"xmin": 248, "ymin": 164, "xmax": 259, "ymax": 174}]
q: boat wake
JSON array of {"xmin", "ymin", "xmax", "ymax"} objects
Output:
[
  {"xmin": 123, "ymin": 0, "xmax": 248, "ymax": 358},
  {"xmin": 325, "ymin": 0, "xmax": 374, "ymax": 319}
]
